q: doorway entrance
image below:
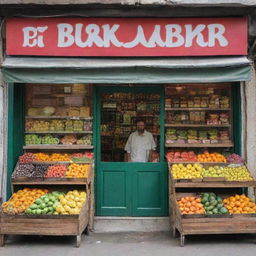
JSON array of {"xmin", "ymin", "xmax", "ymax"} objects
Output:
[{"xmin": 95, "ymin": 86, "xmax": 168, "ymax": 216}]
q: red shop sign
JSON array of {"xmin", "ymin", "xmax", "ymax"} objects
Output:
[{"xmin": 6, "ymin": 17, "xmax": 247, "ymax": 56}]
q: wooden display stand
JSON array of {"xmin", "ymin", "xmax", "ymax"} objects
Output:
[
  {"xmin": 169, "ymin": 162, "xmax": 256, "ymax": 246},
  {"xmin": 0, "ymin": 165, "xmax": 94, "ymax": 248}
]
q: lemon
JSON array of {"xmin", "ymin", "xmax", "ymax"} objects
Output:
[{"xmin": 60, "ymin": 198, "xmax": 67, "ymax": 205}]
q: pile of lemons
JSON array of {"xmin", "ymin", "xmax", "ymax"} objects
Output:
[
  {"xmin": 54, "ymin": 190, "xmax": 86, "ymax": 215},
  {"xmin": 171, "ymin": 163, "xmax": 203, "ymax": 179}
]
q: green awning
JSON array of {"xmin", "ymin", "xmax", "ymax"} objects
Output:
[{"xmin": 2, "ymin": 56, "xmax": 252, "ymax": 84}]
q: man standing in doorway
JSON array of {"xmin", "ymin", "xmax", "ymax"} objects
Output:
[{"xmin": 125, "ymin": 120, "xmax": 156, "ymax": 162}]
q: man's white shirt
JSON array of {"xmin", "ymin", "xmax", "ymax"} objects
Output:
[{"xmin": 125, "ymin": 130, "xmax": 156, "ymax": 162}]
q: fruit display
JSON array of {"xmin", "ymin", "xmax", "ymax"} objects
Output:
[
  {"xmin": 19, "ymin": 153, "xmax": 35, "ymax": 163},
  {"xmin": 25, "ymin": 134, "xmax": 59, "ymax": 145},
  {"xmin": 76, "ymin": 135, "xmax": 92, "ymax": 145},
  {"xmin": 26, "ymin": 120, "xmax": 89, "ymax": 132},
  {"xmin": 25, "ymin": 134, "xmax": 42, "ymax": 145},
  {"xmin": 171, "ymin": 164, "xmax": 203, "ymax": 179},
  {"xmin": 12, "ymin": 164, "xmax": 35, "ymax": 178},
  {"xmin": 73, "ymin": 120, "xmax": 84, "ymax": 132},
  {"xmin": 34, "ymin": 153, "xmax": 70, "ymax": 162},
  {"xmin": 201, "ymin": 193, "xmax": 229, "ymax": 215},
  {"xmin": 1, "ymin": 188, "xmax": 48, "ymax": 214},
  {"xmin": 177, "ymin": 196, "xmax": 205, "ymax": 214},
  {"xmin": 41, "ymin": 135, "xmax": 60, "ymax": 144},
  {"xmin": 223, "ymin": 194, "xmax": 256, "ymax": 214},
  {"xmin": 49, "ymin": 120, "xmax": 65, "ymax": 131},
  {"xmin": 64, "ymin": 120, "xmax": 74, "ymax": 131},
  {"xmin": 223, "ymin": 166, "xmax": 253, "ymax": 181},
  {"xmin": 66, "ymin": 164, "xmax": 90, "ymax": 178},
  {"xmin": 26, "ymin": 120, "xmax": 50, "ymax": 132},
  {"xmin": 54, "ymin": 190, "xmax": 87, "ymax": 215},
  {"xmin": 60, "ymin": 135, "xmax": 77, "ymax": 145},
  {"xmin": 227, "ymin": 153, "xmax": 244, "ymax": 164},
  {"xmin": 170, "ymin": 164, "xmax": 253, "ymax": 181},
  {"xmin": 166, "ymin": 151, "xmax": 198, "ymax": 162},
  {"xmin": 71, "ymin": 152, "xmax": 94, "ymax": 163},
  {"xmin": 34, "ymin": 165, "xmax": 49, "ymax": 177},
  {"xmin": 197, "ymin": 152, "xmax": 227, "ymax": 163},
  {"xmin": 45, "ymin": 165, "xmax": 67, "ymax": 178},
  {"xmin": 25, "ymin": 191, "xmax": 64, "ymax": 215},
  {"xmin": 165, "ymin": 128, "xmax": 230, "ymax": 144}
]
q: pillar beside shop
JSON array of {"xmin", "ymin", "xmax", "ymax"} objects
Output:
[{"xmin": 243, "ymin": 64, "xmax": 256, "ymax": 191}]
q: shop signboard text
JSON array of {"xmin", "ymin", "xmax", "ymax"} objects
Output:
[{"xmin": 6, "ymin": 18, "xmax": 247, "ymax": 56}]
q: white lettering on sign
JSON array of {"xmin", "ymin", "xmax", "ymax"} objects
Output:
[
  {"xmin": 22, "ymin": 26, "xmax": 48, "ymax": 47},
  {"xmin": 23, "ymin": 23, "xmax": 229, "ymax": 49}
]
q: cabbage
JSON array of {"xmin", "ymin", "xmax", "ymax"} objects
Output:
[{"xmin": 41, "ymin": 106, "xmax": 55, "ymax": 116}]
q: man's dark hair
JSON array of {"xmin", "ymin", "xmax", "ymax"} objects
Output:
[{"xmin": 136, "ymin": 119, "xmax": 145, "ymax": 124}]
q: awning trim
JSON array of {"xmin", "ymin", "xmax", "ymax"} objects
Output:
[{"xmin": 2, "ymin": 56, "xmax": 252, "ymax": 69}]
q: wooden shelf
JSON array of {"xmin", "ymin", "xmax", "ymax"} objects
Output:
[
  {"xmin": 25, "ymin": 131, "xmax": 93, "ymax": 134},
  {"xmin": 30, "ymin": 161, "xmax": 93, "ymax": 165},
  {"xmin": 165, "ymin": 108, "xmax": 231, "ymax": 111},
  {"xmin": 165, "ymin": 124, "xmax": 230, "ymax": 128},
  {"xmin": 23, "ymin": 145, "xmax": 93, "ymax": 150},
  {"xmin": 174, "ymin": 181, "xmax": 256, "ymax": 188},
  {"xmin": 25, "ymin": 116, "xmax": 92, "ymax": 120},
  {"xmin": 11, "ymin": 178, "xmax": 88, "ymax": 185},
  {"xmin": 165, "ymin": 143, "xmax": 233, "ymax": 148},
  {"xmin": 168, "ymin": 162, "xmax": 230, "ymax": 165}
]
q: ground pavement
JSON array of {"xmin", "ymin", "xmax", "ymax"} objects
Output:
[{"xmin": 0, "ymin": 232, "xmax": 256, "ymax": 256}]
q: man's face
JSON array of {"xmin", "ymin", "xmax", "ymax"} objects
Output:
[{"xmin": 137, "ymin": 122, "xmax": 145, "ymax": 133}]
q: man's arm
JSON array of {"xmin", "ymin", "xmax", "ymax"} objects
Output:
[
  {"xmin": 124, "ymin": 134, "xmax": 132, "ymax": 162},
  {"xmin": 149, "ymin": 133, "xmax": 157, "ymax": 162}
]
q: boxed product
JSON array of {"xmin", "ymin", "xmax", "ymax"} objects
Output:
[{"xmin": 80, "ymin": 106, "xmax": 90, "ymax": 117}]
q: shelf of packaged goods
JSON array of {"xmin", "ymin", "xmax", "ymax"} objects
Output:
[
  {"xmin": 173, "ymin": 181, "xmax": 256, "ymax": 188},
  {"xmin": 25, "ymin": 116, "xmax": 93, "ymax": 120},
  {"xmin": 25, "ymin": 131, "xmax": 93, "ymax": 134},
  {"xmin": 165, "ymin": 143, "xmax": 233, "ymax": 148},
  {"xmin": 165, "ymin": 108, "xmax": 231, "ymax": 111},
  {"xmin": 165, "ymin": 124, "xmax": 230, "ymax": 128},
  {"xmin": 23, "ymin": 145, "xmax": 93, "ymax": 150}
]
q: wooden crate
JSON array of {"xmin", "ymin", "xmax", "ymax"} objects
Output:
[
  {"xmin": 0, "ymin": 198, "xmax": 89, "ymax": 247},
  {"xmin": 174, "ymin": 205, "xmax": 256, "ymax": 247},
  {"xmin": 169, "ymin": 166, "xmax": 256, "ymax": 247},
  {"xmin": 0, "ymin": 164, "xmax": 94, "ymax": 247}
]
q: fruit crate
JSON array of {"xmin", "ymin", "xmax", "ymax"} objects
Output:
[
  {"xmin": 0, "ymin": 165, "xmax": 95, "ymax": 247},
  {"xmin": 0, "ymin": 198, "xmax": 89, "ymax": 247},
  {"xmin": 168, "ymin": 162, "xmax": 256, "ymax": 186},
  {"xmin": 173, "ymin": 192, "xmax": 256, "ymax": 247}
]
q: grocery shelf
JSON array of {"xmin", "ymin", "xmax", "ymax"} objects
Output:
[
  {"xmin": 165, "ymin": 143, "xmax": 233, "ymax": 148},
  {"xmin": 165, "ymin": 124, "xmax": 231, "ymax": 128},
  {"xmin": 25, "ymin": 116, "xmax": 93, "ymax": 120},
  {"xmin": 25, "ymin": 131, "xmax": 93, "ymax": 134},
  {"xmin": 165, "ymin": 108, "xmax": 231, "ymax": 111},
  {"xmin": 23, "ymin": 145, "xmax": 94, "ymax": 150}
]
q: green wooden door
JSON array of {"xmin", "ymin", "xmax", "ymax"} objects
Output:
[{"xmin": 95, "ymin": 86, "xmax": 168, "ymax": 216}]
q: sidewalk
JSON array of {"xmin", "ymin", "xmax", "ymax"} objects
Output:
[{"xmin": 0, "ymin": 232, "xmax": 256, "ymax": 256}]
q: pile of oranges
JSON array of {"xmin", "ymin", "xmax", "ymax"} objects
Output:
[
  {"xmin": 223, "ymin": 194, "xmax": 256, "ymax": 214},
  {"xmin": 1, "ymin": 188, "xmax": 48, "ymax": 214},
  {"xmin": 66, "ymin": 164, "xmax": 90, "ymax": 178},
  {"xmin": 177, "ymin": 196, "xmax": 205, "ymax": 214},
  {"xmin": 197, "ymin": 152, "xmax": 227, "ymax": 163},
  {"xmin": 34, "ymin": 153, "xmax": 70, "ymax": 162}
]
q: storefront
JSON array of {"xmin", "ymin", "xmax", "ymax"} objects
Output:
[{"xmin": 2, "ymin": 17, "xmax": 252, "ymax": 219}]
